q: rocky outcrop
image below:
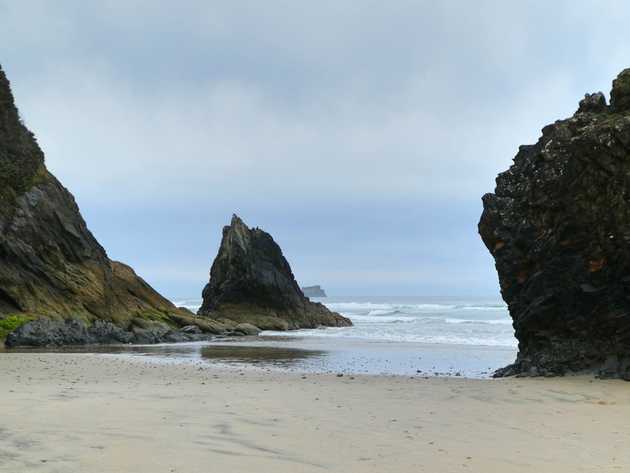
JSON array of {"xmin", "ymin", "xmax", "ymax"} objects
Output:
[
  {"xmin": 301, "ymin": 285, "xmax": 327, "ymax": 298},
  {"xmin": 198, "ymin": 215, "xmax": 352, "ymax": 330},
  {"xmin": 480, "ymin": 68, "xmax": 630, "ymax": 379},
  {"xmin": 4, "ymin": 318, "xmax": 224, "ymax": 347},
  {"xmin": 6, "ymin": 319, "xmax": 130, "ymax": 347},
  {"xmin": 0, "ymin": 64, "xmax": 224, "ymax": 346}
]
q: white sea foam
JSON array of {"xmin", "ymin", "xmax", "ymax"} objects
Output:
[
  {"xmin": 325, "ymin": 302, "xmax": 459, "ymax": 313},
  {"xmin": 172, "ymin": 300, "xmax": 203, "ymax": 311},
  {"xmin": 171, "ymin": 297, "xmax": 516, "ymax": 348},
  {"xmin": 348, "ymin": 314, "xmax": 417, "ymax": 323},
  {"xmin": 262, "ymin": 327, "xmax": 515, "ymax": 347},
  {"xmin": 444, "ymin": 317, "xmax": 513, "ymax": 325},
  {"xmin": 315, "ymin": 298, "xmax": 515, "ymax": 347}
]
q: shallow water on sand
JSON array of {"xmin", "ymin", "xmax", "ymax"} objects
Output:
[
  {"xmin": 167, "ymin": 295, "xmax": 518, "ymax": 377},
  {"xmin": 5, "ymin": 336, "xmax": 516, "ymax": 378},
  {"xmin": 194, "ymin": 336, "xmax": 516, "ymax": 377}
]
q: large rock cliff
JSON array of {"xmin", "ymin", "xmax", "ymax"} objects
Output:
[
  {"xmin": 480, "ymin": 69, "xmax": 630, "ymax": 378},
  {"xmin": 198, "ymin": 215, "xmax": 352, "ymax": 330},
  {"xmin": 0, "ymin": 64, "xmax": 213, "ymax": 346}
]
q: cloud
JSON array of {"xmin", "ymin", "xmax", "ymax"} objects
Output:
[
  {"xmin": 2, "ymin": 1, "xmax": 630, "ymax": 296},
  {"xmin": 6, "ymin": 56, "xmax": 580, "ymax": 206}
]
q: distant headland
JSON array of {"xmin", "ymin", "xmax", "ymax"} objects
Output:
[{"xmin": 301, "ymin": 285, "xmax": 327, "ymax": 298}]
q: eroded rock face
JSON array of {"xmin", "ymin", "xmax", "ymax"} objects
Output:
[
  {"xmin": 0, "ymin": 64, "xmax": 201, "ymax": 345},
  {"xmin": 480, "ymin": 69, "xmax": 630, "ymax": 378},
  {"xmin": 198, "ymin": 215, "xmax": 352, "ymax": 329}
]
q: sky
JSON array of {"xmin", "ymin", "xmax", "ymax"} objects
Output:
[{"xmin": 1, "ymin": 1, "xmax": 630, "ymax": 298}]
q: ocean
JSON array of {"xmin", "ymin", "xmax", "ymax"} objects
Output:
[
  {"xmin": 157, "ymin": 296, "xmax": 518, "ymax": 378},
  {"xmin": 176, "ymin": 296, "xmax": 515, "ymax": 348}
]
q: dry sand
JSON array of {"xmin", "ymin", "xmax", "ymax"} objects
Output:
[{"xmin": 1, "ymin": 353, "xmax": 629, "ymax": 472}]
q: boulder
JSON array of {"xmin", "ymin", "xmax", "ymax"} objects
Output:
[
  {"xmin": 233, "ymin": 323, "xmax": 261, "ymax": 336},
  {"xmin": 5, "ymin": 318, "xmax": 137, "ymax": 347},
  {"xmin": 131, "ymin": 320, "xmax": 171, "ymax": 344},
  {"xmin": 576, "ymin": 92, "xmax": 607, "ymax": 114},
  {"xmin": 180, "ymin": 325, "xmax": 203, "ymax": 334},
  {"xmin": 480, "ymin": 68, "xmax": 630, "ymax": 378},
  {"xmin": 197, "ymin": 215, "xmax": 352, "ymax": 329},
  {"xmin": 5, "ymin": 317, "xmax": 220, "ymax": 347},
  {"xmin": 167, "ymin": 312, "xmax": 228, "ymax": 334},
  {"xmin": 6, "ymin": 319, "xmax": 93, "ymax": 347},
  {"xmin": 88, "ymin": 319, "xmax": 135, "ymax": 344}
]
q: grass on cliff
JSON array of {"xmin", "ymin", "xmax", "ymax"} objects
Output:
[{"xmin": 0, "ymin": 314, "xmax": 33, "ymax": 341}]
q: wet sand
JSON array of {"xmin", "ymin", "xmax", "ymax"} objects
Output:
[
  {"xmin": 1, "ymin": 353, "xmax": 629, "ymax": 472},
  {"xmin": 4, "ymin": 336, "xmax": 517, "ymax": 378}
]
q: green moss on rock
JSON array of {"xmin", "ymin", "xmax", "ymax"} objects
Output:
[{"xmin": 0, "ymin": 314, "xmax": 34, "ymax": 341}]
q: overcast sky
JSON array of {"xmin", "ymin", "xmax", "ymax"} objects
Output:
[{"xmin": 2, "ymin": 1, "xmax": 630, "ymax": 298}]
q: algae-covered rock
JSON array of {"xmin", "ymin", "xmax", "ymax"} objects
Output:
[
  {"xmin": 198, "ymin": 215, "xmax": 352, "ymax": 329},
  {"xmin": 233, "ymin": 323, "xmax": 261, "ymax": 336}
]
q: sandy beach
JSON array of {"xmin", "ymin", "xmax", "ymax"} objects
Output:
[{"xmin": 0, "ymin": 353, "xmax": 628, "ymax": 472}]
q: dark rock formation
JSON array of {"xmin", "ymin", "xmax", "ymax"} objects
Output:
[
  {"xmin": 301, "ymin": 285, "xmax": 327, "ymax": 298},
  {"xmin": 198, "ymin": 215, "xmax": 352, "ymax": 330},
  {"xmin": 4, "ymin": 318, "xmax": 219, "ymax": 347},
  {"xmin": 577, "ymin": 92, "xmax": 607, "ymax": 114},
  {"xmin": 0, "ymin": 64, "xmax": 220, "ymax": 346},
  {"xmin": 6, "ymin": 319, "xmax": 131, "ymax": 347},
  {"xmin": 480, "ymin": 68, "xmax": 630, "ymax": 379}
]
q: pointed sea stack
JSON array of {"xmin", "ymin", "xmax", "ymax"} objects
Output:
[
  {"xmin": 197, "ymin": 215, "xmax": 352, "ymax": 330},
  {"xmin": 480, "ymin": 68, "xmax": 630, "ymax": 379},
  {"xmin": 0, "ymin": 65, "xmax": 208, "ymax": 346}
]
